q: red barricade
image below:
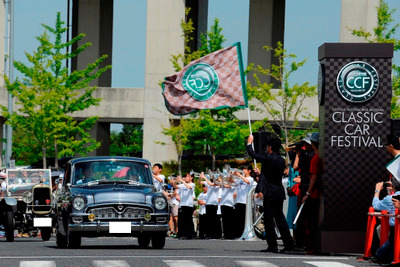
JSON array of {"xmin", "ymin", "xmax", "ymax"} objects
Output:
[
  {"xmin": 363, "ymin": 207, "xmax": 377, "ymax": 258},
  {"xmin": 393, "ymin": 209, "xmax": 400, "ymax": 265},
  {"xmin": 381, "ymin": 210, "xmax": 390, "ymax": 246},
  {"xmin": 362, "ymin": 207, "xmax": 400, "ymax": 265}
]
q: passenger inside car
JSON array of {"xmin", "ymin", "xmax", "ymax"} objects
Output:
[{"xmin": 126, "ymin": 168, "xmax": 139, "ymax": 182}]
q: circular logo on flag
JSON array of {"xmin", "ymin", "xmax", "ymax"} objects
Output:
[
  {"xmin": 182, "ymin": 63, "xmax": 219, "ymax": 101},
  {"xmin": 336, "ymin": 61, "xmax": 379, "ymax": 103}
]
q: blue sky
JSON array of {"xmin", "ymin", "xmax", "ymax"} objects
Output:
[{"xmin": 10, "ymin": 0, "xmax": 400, "ymax": 93}]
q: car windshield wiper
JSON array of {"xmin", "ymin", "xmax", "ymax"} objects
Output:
[
  {"xmin": 98, "ymin": 179, "xmax": 130, "ymax": 184},
  {"xmin": 74, "ymin": 180, "xmax": 99, "ymax": 186},
  {"xmin": 127, "ymin": 180, "xmax": 142, "ymax": 185},
  {"xmin": 86, "ymin": 180, "xmax": 99, "ymax": 186}
]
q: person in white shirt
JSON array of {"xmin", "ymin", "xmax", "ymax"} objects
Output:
[
  {"xmin": 152, "ymin": 163, "xmax": 165, "ymax": 192},
  {"xmin": 234, "ymin": 165, "xmax": 255, "ymax": 238},
  {"xmin": 197, "ymin": 185, "xmax": 207, "ymax": 239},
  {"xmin": 173, "ymin": 173, "xmax": 196, "ymax": 239},
  {"xmin": 1, "ymin": 178, "xmax": 6, "ymax": 197},
  {"xmin": 200, "ymin": 172, "xmax": 222, "ymax": 239},
  {"xmin": 219, "ymin": 176, "xmax": 236, "ymax": 239},
  {"xmin": 168, "ymin": 183, "xmax": 179, "ymax": 238}
]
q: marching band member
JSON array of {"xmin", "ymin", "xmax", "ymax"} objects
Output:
[
  {"xmin": 173, "ymin": 173, "xmax": 196, "ymax": 239},
  {"xmin": 234, "ymin": 165, "xmax": 254, "ymax": 238},
  {"xmin": 219, "ymin": 176, "xmax": 237, "ymax": 239},
  {"xmin": 197, "ymin": 185, "xmax": 208, "ymax": 239},
  {"xmin": 199, "ymin": 172, "xmax": 221, "ymax": 239},
  {"xmin": 168, "ymin": 179, "xmax": 179, "ymax": 238}
]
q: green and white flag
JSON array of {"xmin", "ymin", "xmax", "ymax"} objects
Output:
[{"xmin": 162, "ymin": 43, "xmax": 248, "ymax": 115}]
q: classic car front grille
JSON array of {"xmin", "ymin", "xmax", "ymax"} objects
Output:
[
  {"xmin": 88, "ymin": 206, "xmax": 151, "ymax": 220},
  {"xmin": 32, "ymin": 186, "xmax": 52, "ymax": 214}
]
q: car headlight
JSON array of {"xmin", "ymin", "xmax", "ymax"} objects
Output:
[
  {"xmin": 154, "ymin": 196, "xmax": 167, "ymax": 210},
  {"xmin": 72, "ymin": 196, "xmax": 86, "ymax": 211},
  {"xmin": 22, "ymin": 191, "xmax": 33, "ymax": 203}
]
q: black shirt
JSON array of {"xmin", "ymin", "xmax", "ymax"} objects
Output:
[{"xmin": 246, "ymin": 145, "xmax": 286, "ymax": 199}]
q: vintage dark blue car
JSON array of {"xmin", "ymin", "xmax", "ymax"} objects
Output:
[{"xmin": 54, "ymin": 157, "xmax": 169, "ymax": 249}]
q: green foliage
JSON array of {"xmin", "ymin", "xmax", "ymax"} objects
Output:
[
  {"xmin": 1, "ymin": 12, "xmax": 111, "ymax": 168},
  {"xmin": 247, "ymin": 42, "xmax": 317, "ymax": 147},
  {"xmin": 110, "ymin": 125, "xmax": 143, "ymax": 156},
  {"xmin": 348, "ymin": 0, "xmax": 400, "ymax": 118}
]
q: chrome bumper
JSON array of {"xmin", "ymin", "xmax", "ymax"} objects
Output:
[{"xmin": 69, "ymin": 221, "xmax": 169, "ymax": 233}]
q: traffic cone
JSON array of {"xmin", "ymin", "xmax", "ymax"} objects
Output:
[
  {"xmin": 380, "ymin": 210, "xmax": 390, "ymax": 246},
  {"xmin": 393, "ymin": 209, "xmax": 400, "ymax": 264},
  {"xmin": 363, "ymin": 207, "xmax": 377, "ymax": 258}
]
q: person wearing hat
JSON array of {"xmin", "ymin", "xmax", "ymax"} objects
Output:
[
  {"xmin": 293, "ymin": 132, "xmax": 316, "ymax": 250},
  {"xmin": 246, "ymin": 135, "xmax": 295, "ymax": 253},
  {"xmin": 300, "ymin": 132, "xmax": 323, "ymax": 255}
]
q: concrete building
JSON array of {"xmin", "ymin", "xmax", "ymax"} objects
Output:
[{"xmin": 0, "ymin": 0, "xmax": 378, "ymax": 165}]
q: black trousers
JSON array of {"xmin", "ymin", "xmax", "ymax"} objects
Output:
[
  {"xmin": 296, "ymin": 197, "xmax": 320, "ymax": 250},
  {"xmin": 263, "ymin": 196, "xmax": 294, "ymax": 249},
  {"xmin": 198, "ymin": 214, "xmax": 207, "ymax": 238},
  {"xmin": 235, "ymin": 203, "xmax": 246, "ymax": 238},
  {"xmin": 205, "ymin": 205, "xmax": 219, "ymax": 238},
  {"xmin": 178, "ymin": 206, "xmax": 195, "ymax": 238},
  {"xmin": 221, "ymin": 205, "xmax": 235, "ymax": 239}
]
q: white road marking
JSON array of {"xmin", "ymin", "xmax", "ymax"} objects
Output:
[
  {"xmin": 92, "ymin": 260, "xmax": 130, "ymax": 267},
  {"xmin": 0, "ymin": 255, "xmax": 350, "ymax": 260},
  {"xmin": 20, "ymin": 261, "xmax": 56, "ymax": 267},
  {"xmin": 305, "ymin": 261, "xmax": 355, "ymax": 267},
  {"xmin": 163, "ymin": 260, "xmax": 207, "ymax": 267}
]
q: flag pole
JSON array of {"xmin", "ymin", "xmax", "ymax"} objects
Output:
[{"xmin": 247, "ymin": 107, "xmax": 257, "ymax": 167}]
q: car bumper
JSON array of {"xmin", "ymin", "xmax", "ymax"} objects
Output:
[{"xmin": 69, "ymin": 221, "xmax": 169, "ymax": 233}]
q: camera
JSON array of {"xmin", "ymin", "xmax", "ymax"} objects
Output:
[
  {"xmin": 382, "ymin": 181, "xmax": 391, "ymax": 189},
  {"xmin": 289, "ymin": 141, "xmax": 305, "ymax": 151},
  {"xmin": 392, "ymin": 194, "xmax": 400, "ymax": 201}
]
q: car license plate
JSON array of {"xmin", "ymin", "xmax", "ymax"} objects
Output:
[
  {"xmin": 33, "ymin": 217, "xmax": 52, "ymax": 227},
  {"xmin": 109, "ymin": 222, "xmax": 131, "ymax": 233}
]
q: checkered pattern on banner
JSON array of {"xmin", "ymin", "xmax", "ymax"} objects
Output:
[
  {"xmin": 321, "ymin": 57, "xmax": 392, "ymax": 232},
  {"xmin": 162, "ymin": 44, "xmax": 247, "ymax": 115}
]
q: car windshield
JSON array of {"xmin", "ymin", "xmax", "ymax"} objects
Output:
[
  {"xmin": 6, "ymin": 169, "xmax": 52, "ymax": 193},
  {"xmin": 72, "ymin": 161, "xmax": 151, "ymax": 186}
]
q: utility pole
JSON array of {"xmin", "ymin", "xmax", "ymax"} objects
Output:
[{"xmin": 4, "ymin": 0, "xmax": 14, "ymax": 168}]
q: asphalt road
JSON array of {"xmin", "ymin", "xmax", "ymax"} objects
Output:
[{"xmin": 0, "ymin": 236, "xmax": 382, "ymax": 267}]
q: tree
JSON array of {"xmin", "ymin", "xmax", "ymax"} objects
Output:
[
  {"xmin": 347, "ymin": 0, "xmax": 400, "ymax": 117},
  {"xmin": 1, "ymin": 12, "xmax": 111, "ymax": 168},
  {"xmin": 110, "ymin": 124, "xmax": 143, "ymax": 156},
  {"xmin": 188, "ymin": 110, "xmax": 251, "ymax": 170},
  {"xmin": 246, "ymin": 41, "xmax": 318, "ymax": 149},
  {"xmin": 160, "ymin": 118, "xmax": 193, "ymax": 176}
]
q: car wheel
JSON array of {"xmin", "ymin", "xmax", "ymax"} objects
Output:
[
  {"xmin": 68, "ymin": 232, "xmax": 82, "ymax": 248},
  {"xmin": 41, "ymin": 228, "xmax": 52, "ymax": 241},
  {"xmin": 5, "ymin": 211, "xmax": 15, "ymax": 242},
  {"xmin": 56, "ymin": 229, "xmax": 67, "ymax": 248},
  {"xmin": 151, "ymin": 232, "xmax": 166, "ymax": 249},
  {"xmin": 137, "ymin": 234, "xmax": 151, "ymax": 248}
]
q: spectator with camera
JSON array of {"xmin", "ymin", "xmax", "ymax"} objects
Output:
[{"xmin": 372, "ymin": 134, "xmax": 400, "ymax": 264}]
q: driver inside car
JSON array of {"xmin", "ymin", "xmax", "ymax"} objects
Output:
[{"xmin": 76, "ymin": 163, "xmax": 95, "ymax": 184}]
